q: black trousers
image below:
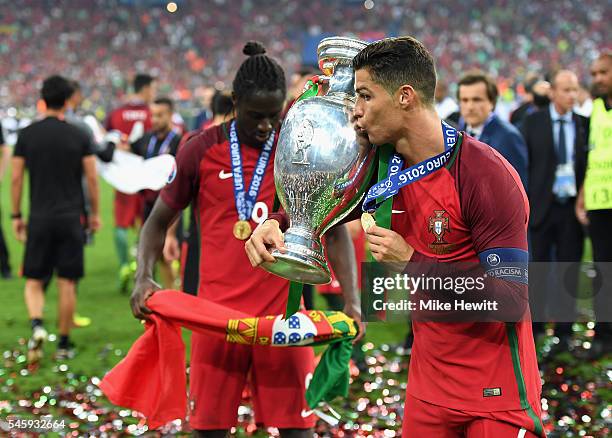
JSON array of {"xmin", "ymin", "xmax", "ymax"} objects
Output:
[
  {"xmin": 182, "ymin": 206, "xmax": 200, "ymax": 296},
  {"xmin": 530, "ymin": 200, "xmax": 584, "ymax": 338},
  {"xmin": 588, "ymin": 209, "xmax": 612, "ymax": 338}
]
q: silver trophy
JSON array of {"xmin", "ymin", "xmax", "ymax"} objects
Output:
[{"xmin": 262, "ymin": 36, "xmax": 376, "ymax": 284}]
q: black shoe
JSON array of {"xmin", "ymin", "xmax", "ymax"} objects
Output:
[
  {"xmin": 1, "ymin": 270, "xmax": 12, "ymax": 279},
  {"xmin": 55, "ymin": 342, "xmax": 76, "ymax": 360}
]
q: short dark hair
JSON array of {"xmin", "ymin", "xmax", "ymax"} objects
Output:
[
  {"xmin": 232, "ymin": 41, "xmax": 286, "ymax": 102},
  {"xmin": 69, "ymin": 80, "xmax": 81, "ymax": 92},
  {"xmin": 133, "ymin": 74, "xmax": 155, "ymax": 93},
  {"xmin": 524, "ymin": 76, "xmax": 539, "ymax": 95},
  {"xmin": 457, "ymin": 71, "xmax": 498, "ymax": 104},
  {"xmin": 67, "ymin": 79, "xmax": 81, "ymax": 98},
  {"xmin": 153, "ymin": 96, "xmax": 174, "ymax": 112},
  {"xmin": 41, "ymin": 75, "xmax": 73, "ymax": 109},
  {"xmin": 352, "ymin": 36, "xmax": 437, "ymax": 105},
  {"xmin": 211, "ymin": 90, "xmax": 234, "ymax": 117}
]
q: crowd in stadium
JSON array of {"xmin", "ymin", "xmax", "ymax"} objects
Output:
[{"xmin": 0, "ymin": 0, "xmax": 609, "ymax": 119}]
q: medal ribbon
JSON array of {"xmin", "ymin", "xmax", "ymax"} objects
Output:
[
  {"xmin": 229, "ymin": 120, "xmax": 275, "ymax": 221},
  {"xmin": 362, "ymin": 121, "xmax": 458, "ymax": 213},
  {"xmin": 146, "ymin": 130, "xmax": 176, "ymax": 158},
  {"xmin": 363, "ymin": 144, "xmax": 395, "ymax": 267}
]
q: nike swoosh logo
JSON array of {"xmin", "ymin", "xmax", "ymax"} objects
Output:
[
  {"xmin": 218, "ymin": 170, "xmax": 233, "ymax": 180},
  {"xmin": 392, "ymin": 209, "xmax": 405, "ymax": 214},
  {"xmin": 301, "ymin": 409, "xmax": 313, "ymax": 418}
]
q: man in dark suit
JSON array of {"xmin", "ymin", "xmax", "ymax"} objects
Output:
[
  {"xmin": 510, "ymin": 77, "xmax": 552, "ymax": 130},
  {"xmin": 522, "ymin": 70, "xmax": 589, "ymax": 347},
  {"xmin": 457, "ymin": 71, "xmax": 529, "ymax": 190}
]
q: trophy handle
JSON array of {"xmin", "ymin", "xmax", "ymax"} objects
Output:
[{"xmin": 261, "ymin": 227, "xmax": 331, "ymax": 285}]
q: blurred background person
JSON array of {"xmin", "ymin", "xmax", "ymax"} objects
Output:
[
  {"xmin": 511, "ymin": 79, "xmax": 552, "ymax": 129},
  {"xmin": 457, "ymin": 71, "xmax": 529, "ymax": 189},
  {"xmin": 434, "ymin": 79, "xmax": 459, "ymax": 120},
  {"xmin": 288, "ymin": 67, "xmax": 319, "ymax": 102},
  {"xmin": 126, "ymin": 97, "xmax": 182, "ymax": 221},
  {"xmin": 192, "ymin": 86, "xmax": 216, "ymax": 130},
  {"xmin": 522, "ymin": 70, "xmax": 589, "ymax": 347},
  {"xmin": 200, "ymin": 90, "xmax": 234, "ymax": 130},
  {"xmin": 125, "ymin": 97, "xmax": 182, "ymax": 288},
  {"xmin": 511, "ymin": 74, "xmax": 540, "ymax": 126},
  {"xmin": 105, "ymin": 73, "xmax": 155, "ymax": 293},
  {"xmin": 576, "ymin": 52, "xmax": 612, "ymax": 357},
  {"xmin": 103, "ymin": 97, "xmax": 182, "ymax": 288},
  {"xmin": 11, "ymin": 75, "xmax": 100, "ymax": 361},
  {"xmin": 574, "ymin": 81, "xmax": 594, "ymax": 118}
]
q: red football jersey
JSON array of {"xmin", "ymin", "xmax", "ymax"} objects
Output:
[
  {"xmin": 390, "ymin": 135, "xmax": 540, "ymax": 415},
  {"xmin": 267, "ymin": 133, "xmax": 543, "ymax": 432},
  {"xmin": 160, "ymin": 122, "xmax": 288, "ymax": 315},
  {"xmin": 105, "ymin": 101, "xmax": 152, "ymax": 138}
]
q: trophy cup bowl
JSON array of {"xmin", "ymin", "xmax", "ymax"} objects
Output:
[{"xmin": 261, "ymin": 37, "xmax": 376, "ymax": 284}]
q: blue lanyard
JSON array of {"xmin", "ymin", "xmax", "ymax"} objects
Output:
[
  {"xmin": 362, "ymin": 121, "xmax": 459, "ymax": 212},
  {"xmin": 229, "ymin": 120, "xmax": 275, "ymax": 221},
  {"xmin": 146, "ymin": 130, "xmax": 176, "ymax": 158}
]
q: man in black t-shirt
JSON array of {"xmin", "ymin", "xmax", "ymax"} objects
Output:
[
  {"xmin": 0, "ymin": 126, "xmax": 11, "ymax": 278},
  {"xmin": 11, "ymin": 75, "xmax": 100, "ymax": 361}
]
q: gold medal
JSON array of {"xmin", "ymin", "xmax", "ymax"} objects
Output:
[
  {"xmin": 361, "ymin": 212, "xmax": 376, "ymax": 232},
  {"xmin": 233, "ymin": 220, "xmax": 252, "ymax": 240}
]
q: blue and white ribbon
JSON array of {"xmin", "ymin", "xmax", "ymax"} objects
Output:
[
  {"xmin": 229, "ymin": 120, "xmax": 275, "ymax": 220},
  {"xmin": 362, "ymin": 121, "xmax": 459, "ymax": 212}
]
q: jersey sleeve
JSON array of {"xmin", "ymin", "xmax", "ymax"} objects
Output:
[
  {"xmin": 83, "ymin": 137, "xmax": 95, "ymax": 156},
  {"xmin": 81, "ymin": 127, "xmax": 95, "ymax": 157},
  {"xmin": 461, "ymin": 148, "xmax": 529, "ymax": 253},
  {"xmin": 130, "ymin": 136, "xmax": 146, "ymax": 157},
  {"xmin": 160, "ymin": 134, "xmax": 204, "ymax": 211}
]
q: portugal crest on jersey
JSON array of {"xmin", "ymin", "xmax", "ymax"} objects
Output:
[{"xmin": 428, "ymin": 210, "xmax": 450, "ymax": 244}]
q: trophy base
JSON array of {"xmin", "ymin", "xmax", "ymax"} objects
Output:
[{"xmin": 261, "ymin": 227, "xmax": 331, "ymax": 285}]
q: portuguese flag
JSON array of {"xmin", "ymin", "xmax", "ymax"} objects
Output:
[{"xmin": 99, "ymin": 290, "xmax": 357, "ymax": 429}]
